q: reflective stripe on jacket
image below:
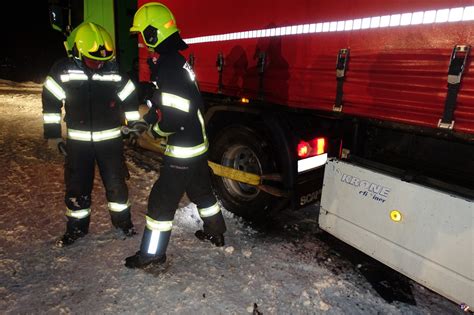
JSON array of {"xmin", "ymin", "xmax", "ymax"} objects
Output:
[
  {"xmin": 147, "ymin": 52, "xmax": 208, "ymax": 159},
  {"xmin": 42, "ymin": 58, "xmax": 139, "ymax": 139}
]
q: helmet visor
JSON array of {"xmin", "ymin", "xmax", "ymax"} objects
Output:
[{"xmin": 88, "ymin": 45, "xmax": 114, "ymax": 59}]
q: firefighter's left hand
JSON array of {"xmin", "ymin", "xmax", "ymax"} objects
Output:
[
  {"xmin": 47, "ymin": 138, "xmax": 65, "ymax": 154},
  {"xmin": 143, "ymin": 104, "xmax": 162, "ymax": 124}
]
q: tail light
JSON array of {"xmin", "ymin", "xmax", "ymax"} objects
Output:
[
  {"xmin": 297, "ymin": 137, "xmax": 328, "ymax": 173},
  {"xmin": 297, "ymin": 141, "xmax": 310, "ymax": 158},
  {"xmin": 297, "ymin": 137, "xmax": 326, "ymax": 159}
]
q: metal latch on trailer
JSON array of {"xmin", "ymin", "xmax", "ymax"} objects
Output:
[
  {"xmin": 438, "ymin": 44, "xmax": 471, "ymax": 130},
  {"xmin": 333, "ymin": 48, "xmax": 350, "ymax": 112},
  {"xmin": 216, "ymin": 52, "xmax": 224, "ymax": 93}
]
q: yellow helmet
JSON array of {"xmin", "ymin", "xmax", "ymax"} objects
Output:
[
  {"xmin": 71, "ymin": 22, "xmax": 114, "ymax": 61},
  {"xmin": 130, "ymin": 2, "xmax": 179, "ymax": 48}
]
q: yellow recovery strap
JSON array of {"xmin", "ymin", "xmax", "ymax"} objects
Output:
[
  {"xmin": 134, "ymin": 132, "xmax": 287, "ymax": 197},
  {"xmin": 207, "ymin": 161, "xmax": 287, "ymax": 197},
  {"xmin": 207, "ymin": 161, "xmax": 260, "ymax": 186}
]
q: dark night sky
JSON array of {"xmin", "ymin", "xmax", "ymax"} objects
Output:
[{"xmin": 0, "ymin": 1, "xmax": 65, "ymax": 82}]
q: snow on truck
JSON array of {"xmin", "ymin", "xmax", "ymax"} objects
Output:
[{"xmin": 49, "ymin": 0, "xmax": 473, "ymax": 307}]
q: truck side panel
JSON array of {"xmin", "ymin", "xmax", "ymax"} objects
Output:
[{"xmin": 139, "ymin": 0, "xmax": 474, "ymax": 134}]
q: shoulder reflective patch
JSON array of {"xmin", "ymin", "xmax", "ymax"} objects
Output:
[
  {"xmin": 145, "ymin": 216, "xmax": 173, "ymax": 231},
  {"xmin": 125, "ymin": 111, "xmax": 140, "ymax": 121},
  {"xmin": 60, "ymin": 73, "xmax": 88, "ymax": 82},
  {"xmin": 118, "ymin": 80, "xmax": 136, "ymax": 101},
  {"xmin": 43, "ymin": 113, "xmax": 61, "ymax": 124},
  {"xmin": 67, "ymin": 69, "xmax": 85, "ymax": 74},
  {"xmin": 183, "ymin": 62, "xmax": 196, "ymax": 81},
  {"xmin": 92, "ymin": 74, "xmax": 122, "ymax": 82},
  {"xmin": 44, "ymin": 76, "xmax": 66, "ymax": 100},
  {"xmin": 198, "ymin": 202, "xmax": 221, "ymax": 217},
  {"xmin": 65, "ymin": 207, "xmax": 91, "ymax": 219},
  {"xmin": 161, "ymin": 92, "xmax": 190, "ymax": 112},
  {"xmin": 108, "ymin": 200, "xmax": 130, "ymax": 212}
]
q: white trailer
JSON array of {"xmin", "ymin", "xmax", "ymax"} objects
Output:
[{"xmin": 319, "ymin": 159, "xmax": 474, "ymax": 307}]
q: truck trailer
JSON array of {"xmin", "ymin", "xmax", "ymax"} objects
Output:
[{"xmin": 49, "ymin": 0, "xmax": 473, "ymax": 307}]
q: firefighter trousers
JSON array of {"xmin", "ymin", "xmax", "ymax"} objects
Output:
[
  {"xmin": 64, "ymin": 137, "xmax": 131, "ymax": 233},
  {"xmin": 140, "ymin": 155, "xmax": 226, "ymax": 257}
]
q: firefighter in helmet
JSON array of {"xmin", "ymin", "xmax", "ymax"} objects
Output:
[
  {"xmin": 125, "ymin": 2, "xmax": 227, "ymax": 269},
  {"xmin": 42, "ymin": 22, "xmax": 140, "ymax": 247}
]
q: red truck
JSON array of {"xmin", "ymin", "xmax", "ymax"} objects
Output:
[
  {"xmin": 139, "ymin": 0, "xmax": 473, "ymax": 306},
  {"xmin": 50, "ymin": 0, "xmax": 473, "ymax": 307}
]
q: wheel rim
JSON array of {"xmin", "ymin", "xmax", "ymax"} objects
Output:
[{"xmin": 221, "ymin": 144, "xmax": 262, "ymax": 200}]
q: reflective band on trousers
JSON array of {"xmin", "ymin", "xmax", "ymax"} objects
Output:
[
  {"xmin": 165, "ymin": 140, "xmax": 209, "ymax": 158},
  {"xmin": 148, "ymin": 230, "xmax": 161, "ymax": 254},
  {"xmin": 145, "ymin": 216, "xmax": 173, "ymax": 231},
  {"xmin": 162, "ymin": 92, "xmax": 190, "ymax": 112},
  {"xmin": 67, "ymin": 127, "xmax": 122, "ymax": 142},
  {"xmin": 108, "ymin": 201, "xmax": 130, "ymax": 212},
  {"xmin": 125, "ymin": 111, "xmax": 140, "ymax": 121},
  {"xmin": 65, "ymin": 208, "xmax": 91, "ymax": 219},
  {"xmin": 118, "ymin": 80, "xmax": 135, "ymax": 101},
  {"xmin": 199, "ymin": 202, "xmax": 221, "ymax": 218},
  {"xmin": 44, "ymin": 76, "xmax": 66, "ymax": 101},
  {"xmin": 43, "ymin": 113, "xmax": 61, "ymax": 124},
  {"xmin": 92, "ymin": 74, "xmax": 122, "ymax": 82}
]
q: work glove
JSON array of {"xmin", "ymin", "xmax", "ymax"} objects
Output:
[
  {"xmin": 47, "ymin": 138, "xmax": 66, "ymax": 155},
  {"xmin": 143, "ymin": 100, "xmax": 162, "ymax": 125}
]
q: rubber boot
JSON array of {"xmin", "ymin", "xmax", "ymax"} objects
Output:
[
  {"xmin": 196, "ymin": 211, "xmax": 226, "ymax": 247},
  {"xmin": 125, "ymin": 227, "xmax": 170, "ymax": 269},
  {"xmin": 56, "ymin": 216, "xmax": 90, "ymax": 248},
  {"xmin": 195, "ymin": 230, "xmax": 225, "ymax": 247},
  {"xmin": 110, "ymin": 207, "xmax": 136, "ymax": 237},
  {"xmin": 125, "ymin": 251, "xmax": 167, "ymax": 269}
]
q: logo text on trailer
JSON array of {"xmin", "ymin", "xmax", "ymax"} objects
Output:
[{"xmin": 341, "ymin": 173, "xmax": 391, "ymax": 203}]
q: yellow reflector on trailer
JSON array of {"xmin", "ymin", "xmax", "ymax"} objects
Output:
[{"xmin": 390, "ymin": 210, "xmax": 402, "ymax": 222}]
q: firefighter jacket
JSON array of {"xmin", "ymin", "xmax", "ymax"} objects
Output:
[
  {"xmin": 42, "ymin": 57, "xmax": 139, "ymax": 141},
  {"xmin": 144, "ymin": 52, "xmax": 208, "ymax": 160}
]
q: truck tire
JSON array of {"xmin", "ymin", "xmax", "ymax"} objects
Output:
[{"xmin": 209, "ymin": 126, "xmax": 276, "ymax": 220}]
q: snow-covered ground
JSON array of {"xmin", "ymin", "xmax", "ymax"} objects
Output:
[{"xmin": 0, "ymin": 80, "xmax": 463, "ymax": 314}]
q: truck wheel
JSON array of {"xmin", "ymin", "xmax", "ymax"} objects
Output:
[{"xmin": 209, "ymin": 126, "xmax": 276, "ymax": 220}]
